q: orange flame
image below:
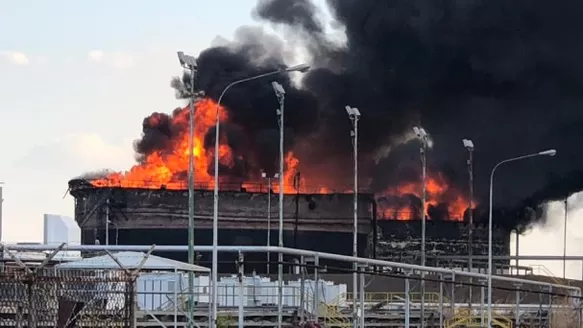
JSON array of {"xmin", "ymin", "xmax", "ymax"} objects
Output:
[
  {"xmin": 91, "ymin": 98, "xmax": 303, "ymax": 194},
  {"xmin": 90, "ymin": 97, "xmax": 473, "ymax": 220},
  {"xmin": 377, "ymin": 174, "xmax": 474, "ymax": 222}
]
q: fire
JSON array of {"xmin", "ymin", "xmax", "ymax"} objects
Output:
[
  {"xmin": 91, "ymin": 98, "xmax": 303, "ymax": 194},
  {"xmin": 377, "ymin": 174, "xmax": 473, "ymax": 222},
  {"xmin": 89, "ymin": 97, "xmax": 473, "ymax": 221}
]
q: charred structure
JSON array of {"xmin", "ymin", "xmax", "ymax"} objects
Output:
[{"xmin": 69, "ymin": 179, "xmax": 511, "ymax": 273}]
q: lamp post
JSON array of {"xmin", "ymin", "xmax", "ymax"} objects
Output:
[
  {"xmin": 210, "ymin": 64, "xmax": 310, "ymax": 328},
  {"xmin": 345, "ymin": 105, "xmax": 361, "ymax": 328},
  {"xmin": 177, "ymin": 51, "xmax": 202, "ymax": 328},
  {"xmin": 563, "ymin": 197, "xmax": 568, "ymax": 279},
  {"xmin": 413, "ymin": 126, "xmax": 429, "ymax": 327},
  {"xmin": 271, "ymin": 80, "xmax": 287, "ymax": 328},
  {"xmin": 463, "ymin": 138, "xmax": 474, "ymax": 307},
  {"xmin": 487, "ymin": 148, "xmax": 557, "ymax": 328},
  {"xmin": 262, "ymin": 172, "xmax": 279, "ymax": 274}
]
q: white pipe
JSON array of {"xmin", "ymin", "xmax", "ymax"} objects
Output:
[{"xmin": 3, "ymin": 243, "xmax": 577, "ymax": 293}]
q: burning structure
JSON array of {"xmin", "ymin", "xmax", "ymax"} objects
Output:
[{"xmin": 70, "ymin": 0, "xmax": 583, "ymax": 271}]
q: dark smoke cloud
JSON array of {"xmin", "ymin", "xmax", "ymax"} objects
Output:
[
  {"xmin": 129, "ymin": 0, "xmax": 583, "ymax": 231},
  {"xmin": 248, "ymin": 0, "xmax": 583, "ymax": 231}
]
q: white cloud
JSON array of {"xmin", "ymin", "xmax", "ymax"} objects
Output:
[
  {"xmin": 0, "ymin": 51, "xmax": 30, "ymax": 65},
  {"xmin": 88, "ymin": 49, "xmax": 105, "ymax": 62},
  {"xmin": 87, "ymin": 50, "xmax": 135, "ymax": 68},
  {"xmin": 14, "ymin": 133, "xmax": 134, "ymax": 173},
  {"xmin": 2, "ymin": 134, "xmax": 136, "ymax": 242}
]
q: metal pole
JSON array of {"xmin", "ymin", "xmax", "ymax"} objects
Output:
[
  {"xmin": 514, "ymin": 285, "xmax": 520, "ymax": 326},
  {"xmin": 299, "ymin": 256, "xmax": 305, "ymax": 321},
  {"xmin": 105, "ymin": 198, "xmax": 110, "ymax": 246},
  {"xmin": 487, "ymin": 151, "xmax": 557, "ymax": 328},
  {"xmin": 352, "ymin": 113, "xmax": 359, "ymax": 328},
  {"xmin": 420, "ymin": 142, "xmax": 427, "ymax": 328},
  {"xmin": 186, "ymin": 68, "xmax": 197, "ymax": 328},
  {"xmin": 467, "ymin": 147, "xmax": 474, "ymax": 308},
  {"xmin": 564, "ymin": 198, "xmax": 568, "ymax": 279},
  {"xmin": 238, "ymin": 252, "xmax": 244, "ymax": 328},
  {"xmin": 277, "ymin": 91, "xmax": 285, "ymax": 328},
  {"xmin": 439, "ymin": 275, "xmax": 444, "ymax": 328},
  {"xmin": 487, "ymin": 163, "xmax": 494, "ymax": 328},
  {"xmin": 267, "ymin": 177, "xmax": 271, "ymax": 275},
  {"xmin": 405, "ymin": 277, "xmax": 410, "ymax": 328},
  {"xmin": 314, "ymin": 256, "xmax": 320, "ymax": 323},
  {"xmin": 359, "ymin": 268, "xmax": 365, "ymax": 328},
  {"xmin": 211, "ymin": 94, "xmax": 221, "ymax": 328},
  {"xmin": 481, "ymin": 284, "xmax": 485, "ymax": 326}
]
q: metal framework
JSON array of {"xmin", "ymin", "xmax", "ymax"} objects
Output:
[{"xmin": 1, "ymin": 243, "xmax": 580, "ymax": 328}]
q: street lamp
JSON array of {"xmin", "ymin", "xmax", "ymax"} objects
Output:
[
  {"xmin": 261, "ymin": 172, "xmax": 279, "ymax": 274},
  {"xmin": 271, "ymin": 80, "xmax": 287, "ymax": 328},
  {"xmin": 462, "ymin": 138, "xmax": 474, "ymax": 307},
  {"xmin": 345, "ymin": 105, "xmax": 361, "ymax": 328},
  {"xmin": 177, "ymin": 51, "xmax": 204, "ymax": 328},
  {"xmin": 487, "ymin": 148, "xmax": 557, "ymax": 328},
  {"xmin": 413, "ymin": 126, "xmax": 429, "ymax": 327},
  {"xmin": 210, "ymin": 63, "xmax": 310, "ymax": 328},
  {"xmin": 563, "ymin": 197, "xmax": 568, "ymax": 279}
]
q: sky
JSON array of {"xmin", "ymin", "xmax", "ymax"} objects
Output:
[{"xmin": 1, "ymin": 0, "xmax": 582, "ymax": 279}]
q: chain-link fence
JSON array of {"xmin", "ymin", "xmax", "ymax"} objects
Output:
[{"xmin": 0, "ymin": 267, "xmax": 135, "ymax": 328}]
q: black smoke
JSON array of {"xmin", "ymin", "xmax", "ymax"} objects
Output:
[{"xmin": 140, "ymin": 0, "xmax": 583, "ymax": 231}]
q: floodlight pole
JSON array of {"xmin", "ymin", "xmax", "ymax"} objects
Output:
[
  {"xmin": 420, "ymin": 138, "xmax": 427, "ymax": 328},
  {"xmin": 464, "ymin": 139, "xmax": 474, "ymax": 308},
  {"xmin": 487, "ymin": 149, "xmax": 557, "ymax": 328},
  {"xmin": 563, "ymin": 197, "xmax": 568, "ymax": 279},
  {"xmin": 211, "ymin": 64, "xmax": 309, "ymax": 328},
  {"xmin": 177, "ymin": 51, "xmax": 199, "ymax": 328},
  {"xmin": 274, "ymin": 82, "xmax": 286, "ymax": 328},
  {"xmin": 346, "ymin": 106, "xmax": 360, "ymax": 328}
]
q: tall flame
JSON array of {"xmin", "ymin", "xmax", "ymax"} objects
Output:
[
  {"xmin": 377, "ymin": 174, "xmax": 472, "ymax": 222},
  {"xmin": 91, "ymin": 98, "xmax": 303, "ymax": 194},
  {"xmin": 90, "ymin": 97, "xmax": 473, "ymax": 221}
]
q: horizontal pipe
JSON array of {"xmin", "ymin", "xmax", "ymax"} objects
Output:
[{"xmin": 1, "ymin": 243, "xmax": 579, "ymax": 293}]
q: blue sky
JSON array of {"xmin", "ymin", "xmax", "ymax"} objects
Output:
[{"xmin": 1, "ymin": 0, "xmax": 582, "ymax": 278}]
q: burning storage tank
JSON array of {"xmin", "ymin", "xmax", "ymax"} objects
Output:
[
  {"xmin": 69, "ymin": 179, "xmax": 375, "ymax": 273},
  {"xmin": 69, "ymin": 177, "xmax": 511, "ymax": 273}
]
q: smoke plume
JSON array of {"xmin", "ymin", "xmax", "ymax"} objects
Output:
[{"xmin": 133, "ymin": 0, "xmax": 583, "ymax": 232}]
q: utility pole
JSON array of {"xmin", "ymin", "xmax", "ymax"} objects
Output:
[
  {"xmin": 463, "ymin": 139, "xmax": 475, "ymax": 307},
  {"xmin": 345, "ymin": 105, "xmax": 361, "ymax": 328},
  {"xmin": 272, "ymin": 81, "xmax": 286, "ymax": 328},
  {"xmin": 563, "ymin": 197, "xmax": 568, "ymax": 279},
  {"xmin": 177, "ymin": 51, "xmax": 202, "ymax": 328},
  {"xmin": 413, "ymin": 126, "xmax": 429, "ymax": 328}
]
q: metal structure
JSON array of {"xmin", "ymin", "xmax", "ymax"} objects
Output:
[
  {"xmin": 272, "ymin": 80, "xmax": 286, "ymax": 328},
  {"xmin": 211, "ymin": 64, "xmax": 309, "ymax": 328},
  {"xmin": 462, "ymin": 138, "xmax": 474, "ymax": 308},
  {"xmin": 345, "ymin": 105, "xmax": 361, "ymax": 328},
  {"xmin": 487, "ymin": 149, "xmax": 557, "ymax": 328},
  {"xmin": 262, "ymin": 172, "xmax": 279, "ymax": 274},
  {"xmin": 1, "ymin": 243, "xmax": 580, "ymax": 328},
  {"xmin": 564, "ymin": 197, "xmax": 568, "ymax": 279},
  {"xmin": 177, "ymin": 50, "xmax": 203, "ymax": 328},
  {"xmin": 413, "ymin": 126, "xmax": 430, "ymax": 327}
]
